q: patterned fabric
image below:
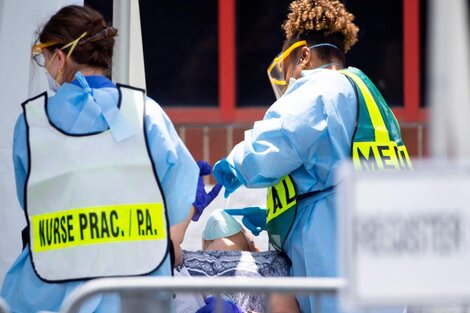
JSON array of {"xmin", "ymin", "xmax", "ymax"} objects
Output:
[{"xmin": 177, "ymin": 250, "xmax": 291, "ymax": 313}]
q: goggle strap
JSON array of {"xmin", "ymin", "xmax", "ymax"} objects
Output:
[
  {"xmin": 62, "ymin": 32, "xmax": 88, "ymax": 58},
  {"xmin": 267, "ymin": 40, "xmax": 307, "ymax": 75},
  {"xmin": 31, "ymin": 41, "xmax": 60, "ymax": 54},
  {"xmin": 31, "ymin": 31, "xmax": 88, "ymax": 56},
  {"xmin": 273, "ymin": 40, "xmax": 307, "ymax": 63},
  {"xmin": 308, "ymin": 43, "xmax": 343, "ymax": 54}
]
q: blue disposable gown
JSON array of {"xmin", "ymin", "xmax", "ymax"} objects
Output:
[
  {"xmin": 227, "ymin": 69, "xmax": 357, "ymax": 313},
  {"xmin": 1, "ymin": 74, "xmax": 199, "ymax": 313}
]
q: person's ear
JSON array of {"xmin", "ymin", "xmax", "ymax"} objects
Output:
[
  {"xmin": 299, "ymin": 46, "xmax": 311, "ymax": 70},
  {"xmin": 55, "ymin": 49, "xmax": 67, "ymax": 69}
]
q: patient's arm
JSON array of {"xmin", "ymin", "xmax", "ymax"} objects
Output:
[
  {"xmin": 269, "ymin": 293, "xmax": 300, "ymax": 313},
  {"xmin": 170, "ymin": 206, "xmax": 196, "ymax": 267}
]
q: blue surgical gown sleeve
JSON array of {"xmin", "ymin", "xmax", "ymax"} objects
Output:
[
  {"xmin": 228, "ymin": 70, "xmax": 357, "ymax": 193},
  {"xmin": 144, "ymin": 97, "xmax": 199, "ymax": 226}
]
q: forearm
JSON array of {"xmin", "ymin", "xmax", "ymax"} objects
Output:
[
  {"xmin": 170, "ymin": 206, "xmax": 195, "ymax": 246},
  {"xmin": 170, "ymin": 206, "xmax": 196, "ymax": 267}
]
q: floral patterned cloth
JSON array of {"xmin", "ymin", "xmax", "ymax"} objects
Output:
[{"xmin": 176, "ymin": 250, "xmax": 291, "ymax": 313}]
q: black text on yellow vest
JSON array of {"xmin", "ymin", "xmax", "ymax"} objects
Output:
[
  {"xmin": 340, "ymin": 67, "xmax": 412, "ymax": 171},
  {"xmin": 23, "ymin": 86, "xmax": 170, "ymax": 282},
  {"xmin": 266, "ymin": 176, "xmax": 297, "ymax": 251}
]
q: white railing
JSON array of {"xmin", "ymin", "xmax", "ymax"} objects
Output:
[{"xmin": 60, "ymin": 276, "xmax": 347, "ymax": 313}]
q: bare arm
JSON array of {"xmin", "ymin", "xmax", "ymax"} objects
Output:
[{"xmin": 170, "ymin": 206, "xmax": 196, "ymax": 267}]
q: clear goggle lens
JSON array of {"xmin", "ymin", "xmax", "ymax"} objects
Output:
[{"xmin": 267, "ymin": 40, "xmax": 306, "ymax": 99}]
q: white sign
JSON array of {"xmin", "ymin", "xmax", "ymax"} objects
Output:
[{"xmin": 338, "ymin": 161, "xmax": 470, "ymax": 308}]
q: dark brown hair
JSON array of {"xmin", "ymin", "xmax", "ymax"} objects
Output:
[
  {"xmin": 39, "ymin": 5, "xmax": 117, "ymax": 74},
  {"xmin": 282, "ymin": 0, "xmax": 359, "ymax": 64}
]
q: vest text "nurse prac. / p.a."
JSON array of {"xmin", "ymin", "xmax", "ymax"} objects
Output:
[{"xmin": 30, "ymin": 203, "xmax": 166, "ymax": 252}]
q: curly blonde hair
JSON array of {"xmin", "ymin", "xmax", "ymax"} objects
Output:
[{"xmin": 282, "ymin": 0, "xmax": 359, "ymax": 52}]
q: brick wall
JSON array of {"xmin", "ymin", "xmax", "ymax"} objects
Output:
[
  {"xmin": 399, "ymin": 122, "xmax": 430, "ymax": 159},
  {"xmin": 177, "ymin": 122, "xmax": 429, "ymax": 183}
]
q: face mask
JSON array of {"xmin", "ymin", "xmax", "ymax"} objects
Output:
[
  {"xmin": 202, "ymin": 209, "xmax": 242, "ymax": 240},
  {"xmin": 46, "ymin": 70, "xmax": 61, "ymax": 92}
]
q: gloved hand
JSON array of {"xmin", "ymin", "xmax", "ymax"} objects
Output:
[
  {"xmin": 192, "ymin": 161, "xmax": 223, "ymax": 221},
  {"xmin": 213, "ymin": 158, "xmax": 241, "ymax": 198},
  {"xmin": 224, "ymin": 207, "xmax": 267, "ymax": 236},
  {"xmin": 195, "ymin": 296, "xmax": 244, "ymax": 313}
]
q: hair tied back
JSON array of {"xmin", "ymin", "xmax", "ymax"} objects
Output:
[{"xmin": 79, "ymin": 26, "xmax": 118, "ymax": 45}]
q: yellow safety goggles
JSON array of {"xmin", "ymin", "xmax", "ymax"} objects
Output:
[
  {"xmin": 267, "ymin": 40, "xmax": 306, "ymax": 99},
  {"xmin": 31, "ymin": 32, "xmax": 88, "ymax": 67}
]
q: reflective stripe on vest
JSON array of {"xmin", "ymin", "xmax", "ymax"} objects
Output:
[
  {"xmin": 24, "ymin": 85, "xmax": 169, "ymax": 281},
  {"xmin": 340, "ymin": 68, "xmax": 412, "ymax": 170}
]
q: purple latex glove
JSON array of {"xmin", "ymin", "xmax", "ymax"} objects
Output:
[
  {"xmin": 192, "ymin": 161, "xmax": 222, "ymax": 221},
  {"xmin": 195, "ymin": 296, "xmax": 244, "ymax": 313}
]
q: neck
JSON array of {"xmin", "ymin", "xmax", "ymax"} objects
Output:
[
  {"xmin": 329, "ymin": 63, "xmax": 343, "ymax": 70},
  {"xmin": 64, "ymin": 63, "xmax": 106, "ymax": 82},
  {"xmin": 78, "ymin": 67, "xmax": 106, "ymax": 77}
]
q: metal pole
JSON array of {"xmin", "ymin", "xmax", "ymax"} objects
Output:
[
  {"xmin": 0, "ymin": 298, "xmax": 10, "ymax": 313},
  {"xmin": 60, "ymin": 276, "xmax": 347, "ymax": 313},
  {"xmin": 315, "ymin": 294, "xmax": 321, "ymax": 313},
  {"xmin": 429, "ymin": 0, "xmax": 470, "ymax": 159},
  {"xmin": 112, "ymin": 0, "xmax": 130, "ymax": 84},
  {"xmin": 215, "ymin": 292, "xmax": 223, "ymax": 313},
  {"xmin": 121, "ymin": 290, "xmax": 173, "ymax": 313}
]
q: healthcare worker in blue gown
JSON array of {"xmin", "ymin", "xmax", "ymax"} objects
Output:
[
  {"xmin": 1, "ymin": 5, "xmax": 221, "ymax": 313},
  {"xmin": 214, "ymin": 0, "xmax": 411, "ymax": 312}
]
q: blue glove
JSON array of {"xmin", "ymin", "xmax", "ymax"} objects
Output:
[
  {"xmin": 213, "ymin": 158, "xmax": 241, "ymax": 198},
  {"xmin": 224, "ymin": 207, "xmax": 267, "ymax": 236},
  {"xmin": 192, "ymin": 161, "xmax": 222, "ymax": 221},
  {"xmin": 195, "ymin": 296, "xmax": 244, "ymax": 313}
]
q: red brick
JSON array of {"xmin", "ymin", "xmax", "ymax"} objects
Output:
[
  {"xmin": 184, "ymin": 127, "xmax": 204, "ymax": 162},
  {"xmin": 176, "ymin": 125, "xmax": 184, "ymax": 136},
  {"xmin": 232, "ymin": 126, "xmax": 249, "ymax": 150},
  {"xmin": 401, "ymin": 126, "xmax": 419, "ymax": 158},
  {"xmin": 208, "ymin": 127, "xmax": 228, "ymax": 184},
  {"xmin": 209, "ymin": 127, "xmax": 228, "ymax": 165},
  {"xmin": 422, "ymin": 125, "xmax": 430, "ymax": 158}
]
